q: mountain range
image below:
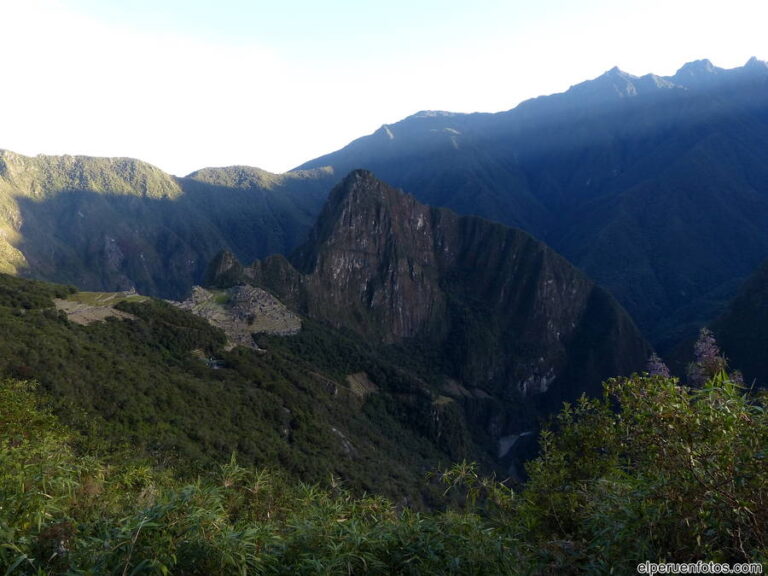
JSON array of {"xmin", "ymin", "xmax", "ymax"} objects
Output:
[
  {"xmin": 0, "ymin": 56, "xmax": 766, "ymax": 571},
  {"xmin": 3, "ymin": 58, "xmax": 766, "ymax": 354},
  {"xmin": 297, "ymin": 58, "xmax": 768, "ymax": 349}
]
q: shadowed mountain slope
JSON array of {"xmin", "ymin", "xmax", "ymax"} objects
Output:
[
  {"xmin": 712, "ymin": 260, "xmax": 768, "ymax": 387},
  {"xmin": 0, "ymin": 151, "xmax": 333, "ymax": 298},
  {"xmin": 296, "ymin": 59, "xmax": 768, "ymax": 347}
]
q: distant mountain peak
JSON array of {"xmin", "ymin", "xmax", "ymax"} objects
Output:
[
  {"xmin": 745, "ymin": 56, "xmax": 768, "ymax": 70},
  {"xmin": 676, "ymin": 59, "xmax": 716, "ymax": 76},
  {"xmin": 578, "ymin": 57, "xmax": 768, "ymax": 96},
  {"xmin": 679, "ymin": 58, "xmax": 716, "ymax": 72},
  {"xmin": 668, "ymin": 59, "xmax": 722, "ymax": 87},
  {"xmin": 566, "ymin": 66, "xmax": 648, "ymax": 100},
  {"xmin": 668, "ymin": 57, "xmax": 768, "ymax": 87},
  {"xmin": 603, "ymin": 65, "xmax": 632, "ymax": 78}
]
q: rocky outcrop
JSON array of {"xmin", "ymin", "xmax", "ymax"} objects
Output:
[
  {"xmin": 230, "ymin": 170, "xmax": 649, "ymax": 409},
  {"xmin": 204, "ymin": 250, "xmax": 246, "ymax": 288}
]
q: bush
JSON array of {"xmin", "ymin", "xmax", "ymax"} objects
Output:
[
  {"xmin": 515, "ymin": 369, "xmax": 768, "ymax": 572},
  {"xmin": 0, "ymin": 378, "xmax": 518, "ymax": 575},
  {"xmin": 3, "ymin": 327, "xmax": 767, "ymax": 574}
]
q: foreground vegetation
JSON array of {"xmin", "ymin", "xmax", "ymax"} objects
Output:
[
  {"xmin": 2, "ymin": 330, "xmax": 766, "ymax": 574},
  {"xmin": 1, "ymin": 379, "xmax": 513, "ymax": 575}
]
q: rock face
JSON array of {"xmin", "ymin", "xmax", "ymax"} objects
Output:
[
  {"xmin": 204, "ymin": 250, "xmax": 246, "ymax": 288},
  {"xmin": 233, "ymin": 170, "xmax": 649, "ymax": 409},
  {"xmin": 291, "ymin": 171, "xmax": 448, "ymax": 342}
]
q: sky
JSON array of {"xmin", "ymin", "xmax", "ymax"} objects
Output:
[{"xmin": 1, "ymin": 0, "xmax": 766, "ymax": 176}]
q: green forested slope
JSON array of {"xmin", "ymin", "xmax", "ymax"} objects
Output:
[
  {"xmin": 1, "ymin": 331, "xmax": 765, "ymax": 574},
  {"xmin": 0, "ymin": 151, "xmax": 332, "ymax": 298},
  {"xmin": 0, "ymin": 273, "xmax": 496, "ymax": 503}
]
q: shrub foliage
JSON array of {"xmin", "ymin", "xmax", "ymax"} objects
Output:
[
  {"xmin": 2, "ymin": 357, "xmax": 767, "ymax": 573},
  {"xmin": 1, "ymin": 276, "xmax": 766, "ymax": 573}
]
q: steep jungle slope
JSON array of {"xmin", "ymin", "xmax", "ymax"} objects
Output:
[
  {"xmin": 215, "ymin": 171, "xmax": 649, "ymax": 458},
  {"xmin": 712, "ymin": 260, "xmax": 768, "ymax": 387},
  {"xmin": 0, "ymin": 273, "xmax": 498, "ymax": 503},
  {"xmin": 0, "ymin": 151, "xmax": 332, "ymax": 298}
]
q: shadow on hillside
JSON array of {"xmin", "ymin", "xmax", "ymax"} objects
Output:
[{"xmin": 13, "ymin": 174, "xmax": 332, "ymax": 298}]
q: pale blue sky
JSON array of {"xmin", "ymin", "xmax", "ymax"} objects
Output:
[{"xmin": 2, "ymin": 0, "xmax": 766, "ymax": 175}]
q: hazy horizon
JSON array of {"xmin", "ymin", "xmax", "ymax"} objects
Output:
[{"xmin": 2, "ymin": 0, "xmax": 766, "ymax": 176}]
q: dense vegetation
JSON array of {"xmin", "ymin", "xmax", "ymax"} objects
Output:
[
  {"xmin": 0, "ymin": 379, "xmax": 513, "ymax": 575},
  {"xmin": 0, "ymin": 151, "xmax": 332, "ymax": 297},
  {"xmin": 0, "ymin": 273, "xmax": 498, "ymax": 505},
  {"xmin": 2, "ymin": 328, "xmax": 766, "ymax": 574}
]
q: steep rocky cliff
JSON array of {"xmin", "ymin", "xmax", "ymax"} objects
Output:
[{"xmin": 231, "ymin": 170, "xmax": 649, "ymax": 412}]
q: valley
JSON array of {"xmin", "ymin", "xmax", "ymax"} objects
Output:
[{"xmin": 1, "ymin": 56, "xmax": 767, "ymax": 572}]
